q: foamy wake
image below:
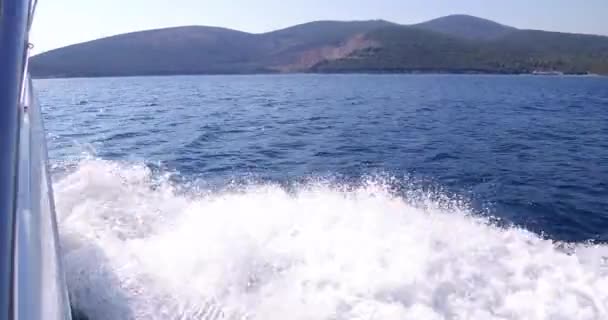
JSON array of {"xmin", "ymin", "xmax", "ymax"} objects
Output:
[{"xmin": 54, "ymin": 159, "xmax": 608, "ymax": 320}]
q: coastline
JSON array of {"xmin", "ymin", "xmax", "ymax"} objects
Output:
[{"xmin": 32, "ymin": 70, "xmax": 606, "ymax": 80}]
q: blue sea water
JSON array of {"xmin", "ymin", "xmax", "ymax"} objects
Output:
[{"xmin": 36, "ymin": 74, "xmax": 608, "ymax": 319}]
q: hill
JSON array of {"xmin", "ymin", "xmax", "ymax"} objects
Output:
[
  {"xmin": 411, "ymin": 14, "xmax": 516, "ymax": 40},
  {"xmin": 31, "ymin": 20, "xmax": 393, "ymax": 77},
  {"xmin": 30, "ymin": 15, "xmax": 608, "ymax": 77},
  {"xmin": 30, "ymin": 26, "xmax": 263, "ymax": 77},
  {"xmin": 314, "ymin": 26, "xmax": 608, "ymax": 74}
]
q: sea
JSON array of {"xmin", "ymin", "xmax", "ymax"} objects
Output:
[{"xmin": 35, "ymin": 74, "xmax": 608, "ymax": 320}]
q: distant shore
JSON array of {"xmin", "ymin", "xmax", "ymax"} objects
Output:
[
  {"xmin": 33, "ymin": 71, "xmax": 606, "ymax": 80},
  {"xmin": 30, "ymin": 16, "xmax": 608, "ymax": 80}
]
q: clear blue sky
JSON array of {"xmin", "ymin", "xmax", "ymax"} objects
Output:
[{"xmin": 31, "ymin": 0, "xmax": 607, "ymax": 54}]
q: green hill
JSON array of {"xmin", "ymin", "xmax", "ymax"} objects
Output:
[
  {"xmin": 30, "ymin": 15, "xmax": 608, "ymax": 78},
  {"xmin": 314, "ymin": 26, "xmax": 608, "ymax": 74},
  {"xmin": 411, "ymin": 14, "xmax": 516, "ymax": 40}
]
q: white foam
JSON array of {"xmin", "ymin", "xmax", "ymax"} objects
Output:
[{"xmin": 54, "ymin": 158, "xmax": 608, "ymax": 320}]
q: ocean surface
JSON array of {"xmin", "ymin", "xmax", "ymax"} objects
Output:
[{"xmin": 36, "ymin": 74, "xmax": 608, "ymax": 320}]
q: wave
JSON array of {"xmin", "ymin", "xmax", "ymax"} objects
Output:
[{"xmin": 54, "ymin": 158, "xmax": 608, "ymax": 320}]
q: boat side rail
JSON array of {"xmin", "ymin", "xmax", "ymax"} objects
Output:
[
  {"xmin": 0, "ymin": 1, "xmax": 29, "ymax": 317},
  {"xmin": 1, "ymin": 0, "xmax": 72, "ymax": 319}
]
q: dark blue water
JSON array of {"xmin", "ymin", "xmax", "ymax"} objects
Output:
[{"xmin": 36, "ymin": 74, "xmax": 608, "ymax": 242}]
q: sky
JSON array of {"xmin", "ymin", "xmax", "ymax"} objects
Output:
[{"xmin": 31, "ymin": 0, "xmax": 608, "ymax": 54}]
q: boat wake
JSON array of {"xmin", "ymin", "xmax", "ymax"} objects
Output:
[{"xmin": 54, "ymin": 158, "xmax": 608, "ymax": 320}]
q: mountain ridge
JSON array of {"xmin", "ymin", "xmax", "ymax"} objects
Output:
[
  {"xmin": 411, "ymin": 14, "xmax": 517, "ymax": 40},
  {"xmin": 31, "ymin": 15, "xmax": 608, "ymax": 78}
]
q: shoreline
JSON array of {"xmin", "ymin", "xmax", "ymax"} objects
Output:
[{"xmin": 33, "ymin": 71, "xmax": 606, "ymax": 80}]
